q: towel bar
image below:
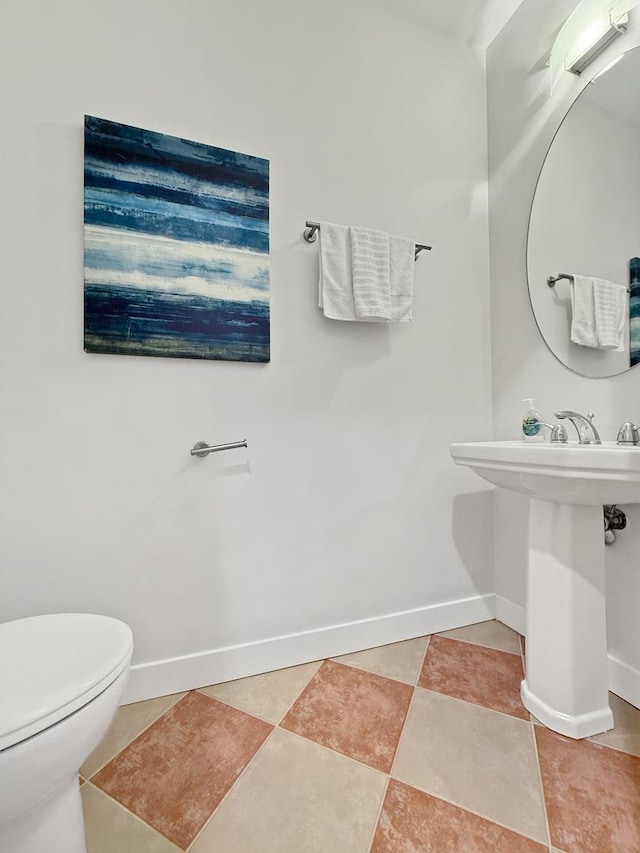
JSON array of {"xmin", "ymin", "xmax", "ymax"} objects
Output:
[
  {"xmin": 190, "ymin": 439, "xmax": 248, "ymax": 458},
  {"xmin": 548, "ymin": 273, "xmax": 630, "ymax": 293},
  {"xmin": 303, "ymin": 221, "xmax": 431, "ymax": 260},
  {"xmin": 547, "ymin": 273, "xmax": 574, "ymax": 287}
]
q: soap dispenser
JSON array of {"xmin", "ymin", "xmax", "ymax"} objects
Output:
[{"xmin": 522, "ymin": 398, "xmax": 544, "ymax": 442}]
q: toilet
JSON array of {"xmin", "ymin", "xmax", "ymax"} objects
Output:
[{"xmin": 0, "ymin": 613, "xmax": 133, "ymax": 853}]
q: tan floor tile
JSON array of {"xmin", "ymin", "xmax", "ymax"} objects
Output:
[
  {"xmin": 93, "ymin": 691, "xmax": 272, "ymax": 849},
  {"xmin": 371, "ymin": 779, "xmax": 548, "ymax": 852},
  {"xmin": 190, "ymin": 727, "xmax": 387, "ymax": 853},
  {"xmin": 588, "ymin": 692, "xmax": 640, "ymax": 756},
  {"xmin": 81, "ymin": 783, "xmax": 181, "ymax": 853},
  {"xmin": 81, "ymin": 692, "xmax": 186, "ymax": 779},
  {"xmin": 333, "ymin": 636, "xmax": 429, "ymax": 685},
  {"xmin": 536, "ymin": 725, "xmax": 640, "ymax": 852},
  {"xmin": 199, "ymin": 661, "xmax": 321, "ymax": 723},
  {"xmin": 437, "ymin": 620, "xmax": 521, "ymax": 655},
  {"xmin": 419, "ymin": 635, "xmax": 527, "ymax": 720},
  {"xmin": 281, "ymin": 659, "xmax": 413, "ymax": 773},
  {"xmin": 393, "ymin": 688, "xmax": 547, "ymax": 844}
]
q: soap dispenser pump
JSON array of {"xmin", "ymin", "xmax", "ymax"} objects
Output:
[{"xmin": 522, "ymin": 398, "xmax": 543, "ymax": 442}]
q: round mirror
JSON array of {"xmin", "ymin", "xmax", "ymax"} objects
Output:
[{"xmin": 527, "ymin": 46, "xmax": 640, "ymax": 377}]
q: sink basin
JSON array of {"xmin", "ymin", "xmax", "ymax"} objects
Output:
[
  {"xmin": 450, "ymin": 440, "xmax": 640, "ymax": 505},
  {"xmin": 450, "ymin": 439, "xmax": 640, "ymax": 739}
]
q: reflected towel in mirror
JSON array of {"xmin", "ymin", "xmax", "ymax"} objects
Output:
[{"xmin": 570, "ymin": 275, "xmax": 627, "ymax": 351}]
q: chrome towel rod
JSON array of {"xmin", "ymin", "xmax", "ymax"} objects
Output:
[
  {"xmin": 548, "ymin": 273, "xmax": 629, "ymax": 293},
  {"xmin": 303, "ymin": 221, "xmax": 432, "ymax": 260},
  {"xmin": 547, "ymin": 272, "xmax": 574, "ymax": 287},
  {"xmin": 191, "ymin": 439, "xmax": 247, "ymax": 458}
]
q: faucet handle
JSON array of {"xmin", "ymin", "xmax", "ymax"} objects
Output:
[
  {"xmin": 550, "ymin": 424, "xmax": 568, "ymax": 444},
  {"xmin": 540, "ymin": 423, "xmax": 569, "ymax": 444},
  {"xmin": 617, "ymin": 422, "xmax": 640, "ymax": 445}
]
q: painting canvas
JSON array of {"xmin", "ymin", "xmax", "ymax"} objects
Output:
[
  {"xmin": 631, "ymin": 257, "xmax": 640, "ymax": 367},
  {"xmin": 84, "ymin": 116, "xmax": 270, "ymax": 362}
]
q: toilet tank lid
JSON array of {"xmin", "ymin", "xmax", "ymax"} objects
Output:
[{"xmin": 0, "ymin": 613, "xmax": 133, "ymax": 751}]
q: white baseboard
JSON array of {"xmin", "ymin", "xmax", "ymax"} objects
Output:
[
  {"xmin": 495, "ymin": 595, "xmax": 526, "ymax": 635},
  {"xmin": 122, "ymin": 593, "xmax": 496, "ymax": 704},
  {"xmin": 495, "ymin": 597, "xmax": 640, "ymax": 711},
  {"xmin": 609, "ymin": 654, "xmax": 640, "ymax": 709}
]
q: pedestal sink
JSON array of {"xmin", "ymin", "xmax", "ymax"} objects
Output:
[{"xmin": 450, "ymin": 440, "xmax": 640, "ymax": 739}]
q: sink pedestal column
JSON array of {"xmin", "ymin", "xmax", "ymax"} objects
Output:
[{"xmin": 520, "ymin": 498, "xmax": 613, "ymax": 739}]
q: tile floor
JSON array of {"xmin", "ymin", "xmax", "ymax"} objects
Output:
[{"xmin": 79, "ymin": 620, "xmax": 640, "ymax": 852}]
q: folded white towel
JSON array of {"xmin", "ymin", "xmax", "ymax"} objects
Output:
[
  {"xmin": 349, "ymin": 226, "xmax": 391, "ymax": 320},
  {"xmin": 593, "ymin": 278, "xmax": 627, "ymax": 351},
  {"xmin": 570, "ymin": 275, "xmax": 627, "ymax": 350},
  {"xmin": 389, "ymin": 236, "xmax": 415, "ymax": 323},
  {"xmin": 318, "ymin": 222, "xmax": 356, "ymax": 321},
  {"xmin": 317, "ymin": 222, "xmax": 416, "ymax": 323},
  {"xmin": 570, "ymin": 275, "xmax": 597, "ymax": 347}
]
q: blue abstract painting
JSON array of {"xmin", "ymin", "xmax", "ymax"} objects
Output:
[{"xmin": 84, "ymin": 116, "xmax": 270, "ymax": 362}]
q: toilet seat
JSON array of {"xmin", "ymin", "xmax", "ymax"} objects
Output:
[{"xmin": 0, "ymin": 614, "xmax": 134, "ymax": 751}]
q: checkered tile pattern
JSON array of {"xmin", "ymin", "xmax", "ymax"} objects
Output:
[{"xmin": 79, "ymin": 621, "xmax": 640, "ymax": 852}]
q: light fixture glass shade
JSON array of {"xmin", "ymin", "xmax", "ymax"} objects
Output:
[{"xmin": 550, "ymin": 0, "xmax": 639, "ymax": 92}]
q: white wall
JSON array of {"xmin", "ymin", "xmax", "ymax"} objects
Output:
[
  {"xmin": 0, "ymin": 0, "xmax": 493, "ymax": 701},
  {"xmin": 473, "ymin": 0, "xmax": 528, "ymax": 49},
  {"xmin": 487, "ymin": 0, "xmax": 640, "ymax": 704}
]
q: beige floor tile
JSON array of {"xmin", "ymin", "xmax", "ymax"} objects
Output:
[
  {"xmin": 198, "ymin": 661, "xmax": 322, "ymax": 724},
  {"xmin": 392, "ymin": 688, "xmax": 547, "ymax": 844},
  {"xmin": 589, "ymin": 692, "xmax": 640, "ymax": 756},
  {"xmin": 333, "ymin": 636, "xmax": 429, "ymax": 684},
  {"xmin": 437, "ymin": 620, "xmax": 521, "ymax": 655},
  {"xmin": 81, "ymin": 783, "xmax": 180, "ymax": 853},
  {"xmin": 190, "ymin": 727, "xmax": 387, "ymax": 853},
  {"xmin": 81, "ymin": 692, "xmax": 186, "ymax": 779}
]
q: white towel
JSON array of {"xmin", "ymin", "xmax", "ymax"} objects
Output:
[
  {"xmin": 593, "ymin": 278, "xmax": 627, "ymax": 351},
  {"xmin": 317, "ymin": 222, "xmax": 416, "ymax": 323},
  {"xmin": 389, "ymin": 236, "xmax": 415, "ymax": 322},
  {"xmin": 570, "ymin": 275, "xmax": 627, "ymax": 350},
  {"xmin": 349, "ymin": 226, "xmax": 391, "ymax": 320},
  {"xmin": 318, "ymin": 222, "xmax": 356, "ymax": 321},
  {"xmin": 570, "ymin": 275, "xmax": 597, "ymax": 347}
]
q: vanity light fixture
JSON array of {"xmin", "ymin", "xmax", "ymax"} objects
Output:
[
  {"xmin": 566, "ymin": 11, "xmax": 628, "ymax": 73},
  {"xmin": 550, "ymin": 0, "xmax": 639, "ymax": 92}
]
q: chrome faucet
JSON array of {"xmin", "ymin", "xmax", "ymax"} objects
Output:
[{"xmin": 554, "ymin": 410, "xmax": 602, "ymax": 445}]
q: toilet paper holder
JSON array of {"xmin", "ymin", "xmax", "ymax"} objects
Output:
[{"xmin": 190, "ymin": 439, "xmax": 248, "ymax": 458}]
